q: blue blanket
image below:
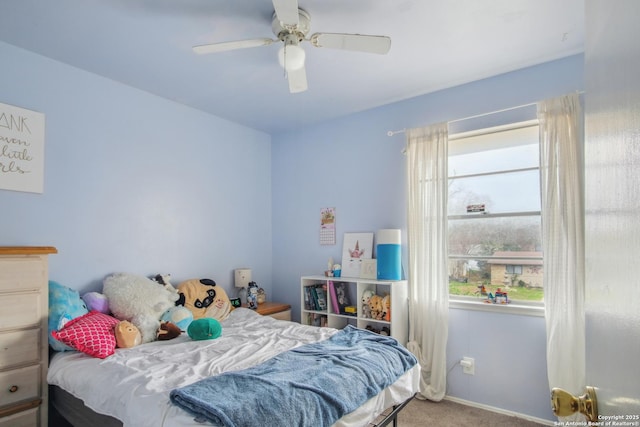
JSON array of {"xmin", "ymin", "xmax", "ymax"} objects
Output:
[{"xmin": 170, "ymin": 325, "xmax": 417, "ymax": 427}]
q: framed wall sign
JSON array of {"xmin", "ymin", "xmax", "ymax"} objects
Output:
[{"xmin": 0, "ymin": 102, "xmax": 46, "ymax": 194}]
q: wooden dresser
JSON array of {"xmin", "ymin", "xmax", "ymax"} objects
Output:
[{"xmin": 0, "ymin": 246, "xmax": 57, "ymax": 427}]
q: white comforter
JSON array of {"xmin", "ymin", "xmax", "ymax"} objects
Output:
[{"xmin": 48, "ymin": 308, "xmax": 419, "ymax": 427}]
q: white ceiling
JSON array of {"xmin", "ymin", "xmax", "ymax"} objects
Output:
[{"xmin": 0, "ymin": 0, "xmax": 584, "ymax": 134}]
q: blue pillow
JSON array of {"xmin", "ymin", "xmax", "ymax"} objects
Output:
[{"xmin": 48, "ymin": 280, "xmax": 89, "ymax": 351}]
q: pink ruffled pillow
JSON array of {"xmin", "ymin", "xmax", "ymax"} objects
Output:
[{"xmin": 52, "ymin": 311, "xmax": 120, "ymax": 358}]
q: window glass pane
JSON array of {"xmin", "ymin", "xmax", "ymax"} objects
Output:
[
  {"xmin": 448, "ymin": 169, "xmax": 541, "ymax": 215},
  {"xmin": 449, "ymin": 125, "xmax": 539, "ymax": 176},
  {"xmin": 447, "ymin": 122, "xmax": 544, "ymax": 303},
  {"xmin": 449, "ymin": 216, "xmax": 542, "ymax": 257},
  {"xmin": 449, "ymin": 258, "xmax": 544, "ymax": 302}
]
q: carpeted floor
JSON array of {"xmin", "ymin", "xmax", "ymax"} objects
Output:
[
  {"xmin": 391, "ymin": 397, "xmax": 546, "ymax": 427},
  {"xmin": 50, "ymin": 395, "xmax": 548, "ymax": 427}
]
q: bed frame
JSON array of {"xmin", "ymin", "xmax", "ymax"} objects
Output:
[{"xmin": 49, "ymin": 384, "xmax": 413, "ymax": 427}]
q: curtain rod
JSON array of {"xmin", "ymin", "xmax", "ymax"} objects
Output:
[{"xmin": 387, "ymin": 91, "xmax": 585, "ymax": 137}]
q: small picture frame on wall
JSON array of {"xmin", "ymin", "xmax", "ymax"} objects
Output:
[{"xmin": 360, "ymin": 259, "xmax": 377, "ymax": 280}]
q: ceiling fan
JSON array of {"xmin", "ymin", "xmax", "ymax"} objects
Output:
[{"xmin": 192, "ymin": 0, "xmax": 391, "ymax": 93}]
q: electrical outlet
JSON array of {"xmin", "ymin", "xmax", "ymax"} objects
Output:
[{"xmin": 460, "ymin": 357, "xmax": 475, "ymax": 375}]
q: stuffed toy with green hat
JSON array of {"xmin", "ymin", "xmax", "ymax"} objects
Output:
[{"xmin": 187, "ymin": 318, "xmax": 222, "ymax": 341}]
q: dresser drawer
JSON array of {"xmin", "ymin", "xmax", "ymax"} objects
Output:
[
  {"xmin": 0, "ymin": 293, "xmax": 42, "ymax": 330},
  {"xmin": 0, "ymin": 407, "xmax": 38, "ymax": 427},
  {"xmin": 0, "ymin": 257, "xmax": 46, "ymax": 292},
  {"xmin": 0, "ymin": 365, "xmax": 39, "ymax": 408},
  {"xmin": 0, "ymin": 329, "xmax": 39, "ymax": 369}
]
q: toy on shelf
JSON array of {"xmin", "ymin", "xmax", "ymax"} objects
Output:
[
  {"xmin": 247, "ymin": 281, "xmax": 259, "ymax": 309},
  {"xmin": 365, "ymin": 325, "xmax": 390, "ymax": 336},
  {"xmin": 381, "ymin": 294, "xmax": 391, "ymax": 321},
  {"xmin": 368, "ymin": 294, "xmax": 385, "ymax": 320},
  {"xmin": 361, "ymin": 289, "xmax": 375, "ymax": 319},
  {"xmin": 476, "ymin": 284, "xmax": 488, "ymax": 297},
  {"xmin": 495, "ymin": 288, "xmax": 509, "ymax": 304},
  {"xmin": 484, "ymin": 287, "xmax": 510, "ymax": 304}
]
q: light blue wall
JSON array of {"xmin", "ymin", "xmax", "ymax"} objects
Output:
[
  {"xmin": 271, "ymin": 54, "xmax": 584, "ymax": 421},
  {"xmin": 0, "ymin": 41, "xmax": 272, "ymax": 296}
]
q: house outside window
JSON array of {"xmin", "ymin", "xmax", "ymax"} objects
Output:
[{"xmin": 448, "ymin": 121, "xmax": 544, "ymax": 303}]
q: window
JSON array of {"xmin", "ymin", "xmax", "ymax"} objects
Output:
[
  {"xmin": 505, "ymin": 265, "xmax": 523, "ymax": 274},
  {"xmin": 447, "ymin": 121, "xmax": 544, "ymax": 303}
]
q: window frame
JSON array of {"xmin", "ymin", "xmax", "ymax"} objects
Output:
[{"xmin": 446, "ymin": 120, "xmax": 544, "ymax": 317}]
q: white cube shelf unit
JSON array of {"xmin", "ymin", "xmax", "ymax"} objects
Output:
[{"xmin": 300, "ymin": 275, "xmax": 408, "ymax": 346}]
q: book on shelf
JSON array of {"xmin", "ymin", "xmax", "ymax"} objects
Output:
[
  {"xmin": 315, "ymin": 285, "xmax": 327, "ymax": 310},
  {"xmin": 328, "ymin": 281, "xmax": 339, "ymax": 314},
  {"xmin": 306, "ymin": 312, "xmax": 327, "ymax": 327},
  {"xmin": 304, "ymin": 286, "xmax": 311, "ymax": 310},
  {"xmin": 305, "ymin": 284, "xmax": 328, "ymax": 311},
  {"xmin": 334, "ymin": 282, "xmax": 351, "ymax": 315}
]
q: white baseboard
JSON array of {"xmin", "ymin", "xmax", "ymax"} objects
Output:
[{"xmin": 444, "ymin": 395, "xmax": 555, "ymax": 426}]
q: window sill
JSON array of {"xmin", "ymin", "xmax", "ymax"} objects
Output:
[{"xmin": 449, "ymin": 296, "xmax": 544, "ymax": 317}]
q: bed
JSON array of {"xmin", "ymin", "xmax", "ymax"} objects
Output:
[{"xmin": 48, "ymin": 308, "xmax": 420, "ymax": 427}]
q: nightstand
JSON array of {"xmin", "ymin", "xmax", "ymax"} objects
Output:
[{"xmin": 242, "ymin": 301, "xmax": 291, "ymax": 321}]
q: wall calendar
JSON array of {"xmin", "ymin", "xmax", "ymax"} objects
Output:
[{"xmin": 320, "ymin": 207, "xmax": 336, "ymax": 245}]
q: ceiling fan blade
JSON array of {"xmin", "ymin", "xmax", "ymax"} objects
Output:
[
  {"xmin": 272, "ymin": 0, "xmax": 299, "ymax": 27},
  {"xmin": 193, "ymin": 38, "xmax": 275, "ymax": 55},
  {"xmin": 287, "ymin": 66, "xmax": 308, "ymax": 93},
  {"xmin": 310, "ymin": 33, "xmax": 391, "ymax": 55}
]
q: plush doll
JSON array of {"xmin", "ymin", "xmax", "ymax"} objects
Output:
[
  {"xmin": 381, "ymin": 294, "xmax": 391, "ymax": 322},
  {"xmin": 151, "ymin": 273, "xmax": 178, "ymax": 295},
  {"xmin": 82, "ymin": 291, "xmax": 110, "ymax": 314},
  {"xmin": 157, "ymin": 321, "xmax": 182, "ymax": 340},
  {"xmin": 48, "ymin": 281, "xmax": 89, "ymax": 351},
  {"xmin": 361, "ymin": 289, "xmax": 375, "ymax": 319},
  {"xmin": 187, "ymin": 318, "xmax": 222, "ymax": 341},
  {"xmin": 160, "ymin": 306, "xmax": 193, "ymax": 331},
  {"xmin": 176, "ymin": 278, "xmax": 232, "ymax": 321},
  {"xmin": 368, "ymin": 294, "xmax": 384, "ymax": 320},
  {"xmin": 115, "ymin": 320, "xmax": 142, "ymax": 348},
  {"xmin": 103, "ymin": 273, "xmax": 179, "ymax": 344}
]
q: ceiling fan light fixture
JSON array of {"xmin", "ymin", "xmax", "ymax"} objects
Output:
[{"xmin": 278, "ymin": 43, "xmax": 305, "ymax": 72}]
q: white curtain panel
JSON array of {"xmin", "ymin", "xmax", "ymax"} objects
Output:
[
  {"xmin": 405, "ymin": 123, "xmax": 449, "ymax": 401},
  {"xmin": 538, "ymin": 93, "xmax": 585, "ymax": 412}
]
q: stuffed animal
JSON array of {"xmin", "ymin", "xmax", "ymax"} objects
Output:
[
  {"xmin": 381, "ymin": 294, "xmax": 391, "ymax": 321},
  {"xmin": 103, "ymin": 273, "xmax": 179, "ymax": 344},
  {"xmin": 82, "ymin": 291, "xmax": 110, "ymax": 314},
  {"xmin": 157, "ymin": 321, "xmax": 181, "ymax": 340},
  {"xmin": 115, "ymin": 320, "xmax": 141, "ymax": 348},
  {"xmin": 246, "ymin": 281, "xmax": 259, "ymax": 309},
  {"xmin": 48, "ymin": 281, "xmax": 89, "ymax": 351},
  {"xmin": 160, "ymin": 306, "xmax": 193, "ymax": 331},
  {"xmin": 176, "ymin": 278, "xmax": 232, "ymax": 321},
  {"xmin": 368, "ymin": 294, "xmax": 384, "ymax": 320},
  {"xmin": 361, "ymin": 289, "xmax": 375, "ymax": 319},
  {"xmin": 187, "ymin": 318, "xmax": 222, "ymax": 341},
  {"xmin": 151, "ymin": 273, "xmax": 178, "ymax": 295}
]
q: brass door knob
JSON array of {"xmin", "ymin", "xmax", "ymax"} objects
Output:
[{"xmin": 551, "ymin": 386, "xmax": 598, "ymax": 422}]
